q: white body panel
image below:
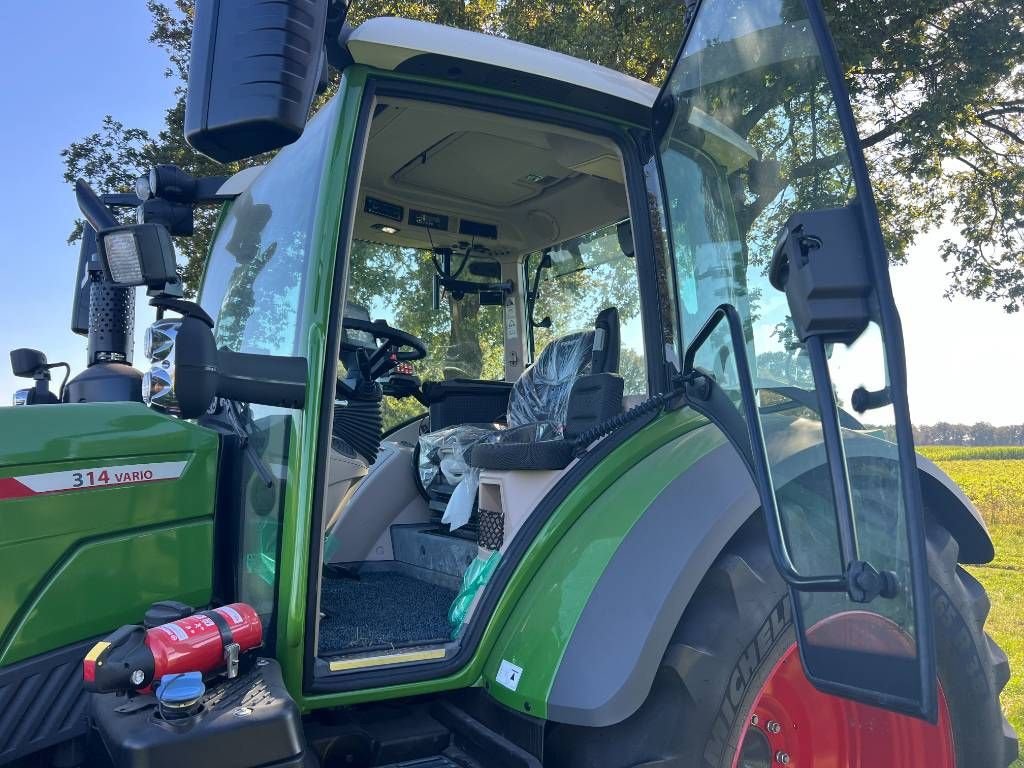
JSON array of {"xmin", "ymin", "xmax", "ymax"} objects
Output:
[{"xmin": 347, "ymin": 18, "xmax": 658, "ymax": 109}]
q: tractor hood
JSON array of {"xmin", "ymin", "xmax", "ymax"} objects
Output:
[{"xmin": 0, "ymin": 402, "xmax": 219, "ymax": 667}]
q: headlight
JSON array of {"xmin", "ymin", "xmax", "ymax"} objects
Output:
[
  {"xmin": 144, "ymin": 320, "xmax": 178, "ymax": 362},
  {"xmin": 96, "ymin": 222, "xmax": 177, "ymax": 289},
  {"xmin": 142, "ymin": 319, "xmax": 181, "ymax": 413},
  {"xmin": 143, "ymin": 367, "xmax": 178, "ymax": 412}
]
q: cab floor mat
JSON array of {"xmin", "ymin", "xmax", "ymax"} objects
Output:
[{"xmin": 319, "ymin": 570, "xmax": 457, "ymax": 654}]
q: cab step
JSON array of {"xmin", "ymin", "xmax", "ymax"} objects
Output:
[
  {"xmin": 305, "ymin": 694, "xmax": 541, "ymax": 768},
  {"xmin": 376, "ymin": 753, "xmax": 471, "ymax": 768}
]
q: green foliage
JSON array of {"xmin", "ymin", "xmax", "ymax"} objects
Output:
[
  {"xmin": 826, "ymin": 0, "xmax": 1024, "ymax": 311},
  {"xmin": 928, "ymin": 453, "xmax": 1024, "ymax": 747},
  {"xmin": 61, "ymin": 0, "xmax": 1024, "ymax": 310},
  {"xmin": 918, "ymin": 444, "xmax": 1024, "ymax": 461}
]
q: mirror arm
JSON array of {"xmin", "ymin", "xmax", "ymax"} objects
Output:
[
  {"xmin": 683, "ymin": 303, "xmax": 849, "ymax": 594},
  {"xmin": 223, "ymin": 400, "xmax": 276, "ymax": 489}
]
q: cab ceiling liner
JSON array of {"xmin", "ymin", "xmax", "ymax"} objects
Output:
[{"xmin": 394, "ymin": 132, "xmax": 570, "ymax": 207}]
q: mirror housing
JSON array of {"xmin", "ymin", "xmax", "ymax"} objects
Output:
[
  {"xmin": 10, "ymin": 348, "xmax": 49, "ymax": 378},
  {"xmin": 142, "ymin": 299, "xmax": 307, "ymax": 418},
  {"xmin": 185, "ymin": 0, "xmax": 330, "ymax": 163}
]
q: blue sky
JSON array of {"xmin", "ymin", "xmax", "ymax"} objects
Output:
[{"xmin": 0, "ymin": 4, "xmax": 1019, "ymax": 426}]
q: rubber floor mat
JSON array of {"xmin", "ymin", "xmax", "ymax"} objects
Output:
[{"xmin": 319, "ymin": 570, "xmax": 457, "ymax": 654}]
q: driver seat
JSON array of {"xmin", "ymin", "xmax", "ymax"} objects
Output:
[{"xmin": 417, "ymin": 307, "xmax": 621, "ymax": 497}]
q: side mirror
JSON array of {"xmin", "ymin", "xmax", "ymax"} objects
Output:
[
  {"xmin": 185, "ymin": 0, "xmax": 330, "ymax": 163},
  {"xmin": 10, "ymin": 348, "xmax": 64, "ymax": 405},
  {"xmin": 10, "ymin": 348, "xmax": 49, "ymax": 378},
  {"xmin": 96, "ymin": 222, "xmax": 179, "ymax": 291},
  {"xmin": 142, "ymin": 299, "xmax": 307, "ymax": 419}
]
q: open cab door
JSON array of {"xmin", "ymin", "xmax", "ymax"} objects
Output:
[{"xmin": 654, "ymin": 0, "xmax": 937, "ymax": 719}]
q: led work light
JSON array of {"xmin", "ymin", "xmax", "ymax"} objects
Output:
[{"xmin": 97, "ymin": 222, "xmax": 178, "ymax": 290}]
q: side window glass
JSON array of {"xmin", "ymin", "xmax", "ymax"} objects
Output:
[
  {"xmin": 236, "ymin": 406, "xmax": 296, "ymax": 620},
  {"xmin": 526, "ymin": 221, "xmax": 647, "ymax": 395}
]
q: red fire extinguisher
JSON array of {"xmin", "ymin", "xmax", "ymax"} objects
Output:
[{"xmin": 84, "ymin": 603, "xmax": 262, "ymax": 693}]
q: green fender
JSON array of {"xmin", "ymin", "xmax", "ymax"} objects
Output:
[{"xmin": 482, "ymin": 418, "xmax": 993, "ymax": 725}]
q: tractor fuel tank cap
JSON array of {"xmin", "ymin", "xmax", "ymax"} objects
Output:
[{"xmin": 155, "ymin": 671, "xmax": 205, "ymax": 718}]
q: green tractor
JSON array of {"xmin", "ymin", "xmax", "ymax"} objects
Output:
[{"xmin": 1, "ymin": 0, "xmax": 1017, "ymax": 766}]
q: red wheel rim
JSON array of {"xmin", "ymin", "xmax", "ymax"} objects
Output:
[{"xmin": 731, "ymin": 617, "xmax": 955, "ymax": 767}]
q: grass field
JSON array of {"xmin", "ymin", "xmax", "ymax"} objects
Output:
[{"xmin": 919, "ymin": 446, "xmax": 1023, "ymax": 763}]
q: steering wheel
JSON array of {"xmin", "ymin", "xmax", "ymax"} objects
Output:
[{"xmin": 341, "ymin": 316, "xmax": 427, "ymax": 382}]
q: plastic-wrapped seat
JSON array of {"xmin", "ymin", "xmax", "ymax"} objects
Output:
[{"xmin": 417, "ymin": 308, "xmax": 620, "ymax": 527}]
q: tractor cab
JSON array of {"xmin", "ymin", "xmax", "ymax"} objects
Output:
[
  {"xmin": 193, "ymin": 59, "xmax": 653, "ymax": 675},
  {"xmin": 2, "ymin": 0, "xmax": 1015, "ymax": 766},
  {"xmin": 179, "ymin": 5, "xmax": 943, "ymax": 719}
]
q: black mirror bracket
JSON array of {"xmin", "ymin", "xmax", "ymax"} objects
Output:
[{"xmin": 767, "ymin": 206, "xmax": 901, "ymax": 602}]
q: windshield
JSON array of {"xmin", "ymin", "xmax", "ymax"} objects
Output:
[
  {"xmin": 526, "ymin": 221, "xmax": 647, "ymax": 394},
  {"xmin": 346, "ymin": 240, "xmax": 506, "ymax": 428},
  {"xmin": 200, "ymin": 96, "xmax": 338, "ymax": 355}
]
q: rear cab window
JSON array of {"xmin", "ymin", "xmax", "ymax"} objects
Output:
[{"xmin": 525, "ymin": 220, "xmax": 647, "ymax": 395}]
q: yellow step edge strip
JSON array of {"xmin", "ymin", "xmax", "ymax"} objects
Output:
[{"xmin": 328, "ymin": 647, "xmax": 446, "ymax": 672}]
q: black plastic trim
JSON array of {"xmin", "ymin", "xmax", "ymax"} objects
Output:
[
  {"xmin": 303, "ymin": 75, "xmax": 671, "ymax": 696},
  {"xmin": 0, "ymin": 637, "xmax": 99, "ymax": 763}
]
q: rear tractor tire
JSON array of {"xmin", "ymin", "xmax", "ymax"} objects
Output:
[{"xmin": 545, "ymin": 515, "xmax": 1018, "ymax": 768}]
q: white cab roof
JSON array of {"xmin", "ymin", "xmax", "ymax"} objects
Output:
[{"xmin": 346, "ymin": 17, "xmax": 658, "ymax": 109}]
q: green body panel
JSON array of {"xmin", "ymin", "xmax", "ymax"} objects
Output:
[
  {"xmin": 0, "ymin": 402, "xmax": 219, "ymax": 665},
  {"xmin": 481, "ymin": 423, "xmax": 727, "ymax": 718},
  {"xmin": 295, "ymin": 408, "xmax": 710, "ymax": 710}
]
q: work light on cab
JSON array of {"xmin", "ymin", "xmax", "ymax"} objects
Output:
[{"xmin": 97, "ymin": 221, "xmax": 178, "ymax": 290}]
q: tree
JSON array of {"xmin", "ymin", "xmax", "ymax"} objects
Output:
[{"xmin": 62, "ymin": 0, "xmax": 1024, "ymax": 308}]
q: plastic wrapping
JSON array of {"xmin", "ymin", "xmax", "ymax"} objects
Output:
[
  {"xmin": 443, "ymin": 473, "xmax": 477, "ymax": 530},
  {"xmin": 417, "ymin": 424, "xmax": 500, "ymax": 489},
  {"xmin": 417, "ymin": 424, "xmax": 499, "ymax": 530},
  {"xmin": 500, "ymin": 420, "xmax": 562, "ymax": 443},
  {"xmin": 418, "ymin": 329, "xmax": 593, "ymax": 530},
  {"xmin": 507, "ymin": 329, "xmax": 594, "ymax": 429},
  {"xmin": 449, "ymin": 550, "xmax": 501, "ymax": 635}
]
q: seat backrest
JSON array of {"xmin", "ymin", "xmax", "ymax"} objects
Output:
[
  {"xmin": 591, "ymin": 306, "xmax": 620, "ymax": 374},
  {"xmin": 507, "ymin": 307, "xmax": 620, "ymax": 429}
]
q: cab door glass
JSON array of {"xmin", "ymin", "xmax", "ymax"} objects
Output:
[{"xmin": 657, "ymin": 0, "xmax": 934, "ymax": 716}]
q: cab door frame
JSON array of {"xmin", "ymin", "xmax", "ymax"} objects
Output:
[{"xmin": 299, "ymin": 68, "xmax": 674, "ymax": 706}]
